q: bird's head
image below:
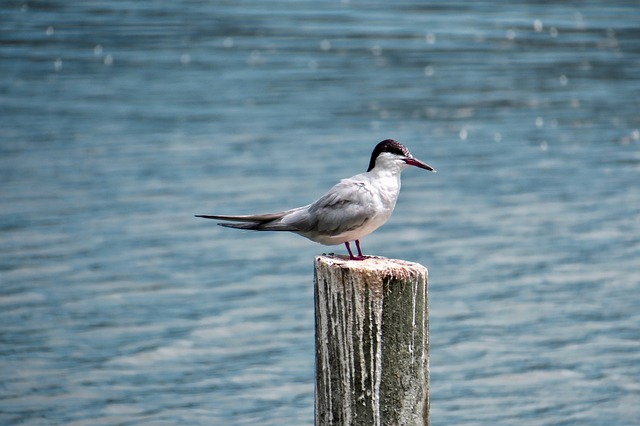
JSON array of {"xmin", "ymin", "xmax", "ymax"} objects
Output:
[{"xmin": 366, "ymin": 139, "xmax": 436, "ymax": 173}]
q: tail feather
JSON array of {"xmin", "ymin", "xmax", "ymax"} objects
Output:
[
  {"xmin": 195, "ymin": 212, "xmax": 298, "ymax": 232},
  {"xmin": 195, "ymin": 213, "xmax": 285, "ymax": 223},
  {"xmin": 218, "ymin": 222, "xmax": 263, "ymax": 230}
]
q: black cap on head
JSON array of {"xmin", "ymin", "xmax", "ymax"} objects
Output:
[{"xmin": 366, "ymin": 139, "xmax": 411, "ymax": 172}]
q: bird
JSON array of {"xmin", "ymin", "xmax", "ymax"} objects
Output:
[{"xmin": 196, "ymin": 139, "xmax": 436, "ymax": 260}]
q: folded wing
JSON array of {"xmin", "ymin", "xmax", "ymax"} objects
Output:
[{"xmin": 303, "ymin": 178, "xmax": 376, "ymax": 236}]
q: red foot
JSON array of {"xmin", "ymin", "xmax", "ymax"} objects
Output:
[
  {"xmin": 349, "ymin": 255, "xmax": 368, "ymax": 261},
  {"xmin": 345, "ymin": 241, "xmax": 368, "ymax": 260}
]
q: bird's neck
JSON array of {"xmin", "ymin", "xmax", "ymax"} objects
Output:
[
  {"xmin": 366, "ymin": 166, "xmax": 403, "ymax": 206},
  {"xmin": 367, "ymin": 157, "xmax": 405, "ymax": 181},
  {"xmin": 368, "ymin": 166, "xmax": 402, "ymax": 181}
]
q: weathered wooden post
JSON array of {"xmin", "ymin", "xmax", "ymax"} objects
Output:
[{"xmin": 314, "ymin": 254, "xmax": 430, "ymax": 426}]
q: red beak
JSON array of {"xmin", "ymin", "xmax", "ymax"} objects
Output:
[{"xmin": 404, "ymin": 157, "xmax": 436, "ymax": 172}]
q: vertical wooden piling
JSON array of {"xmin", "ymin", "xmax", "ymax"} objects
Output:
[{"xmin": 314, "ymin": 254, "xmax": 429, "ymax": 426}]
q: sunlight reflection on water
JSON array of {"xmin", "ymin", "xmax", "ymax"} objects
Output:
[{"xmin": 1, "ymin": 1, "xmax": 639, "ymax": 425}]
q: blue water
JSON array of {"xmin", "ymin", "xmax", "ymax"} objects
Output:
[{"xmin": 1, "ymin": 1, "xmax": 639, "ymax": 424}]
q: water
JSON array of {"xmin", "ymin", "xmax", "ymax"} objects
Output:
[{"xmin": 1, "ymin": 1, "xmax": 639, "ymax": 424}]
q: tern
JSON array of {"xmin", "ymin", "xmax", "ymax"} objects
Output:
[{"xmin": 196, "ymin": 139, "xmax": 435, "ymax": 260}]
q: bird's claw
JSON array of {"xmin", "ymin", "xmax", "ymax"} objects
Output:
[{"xmin": 348, "ymin": 255, "xmax": 369, "ymax": 261}]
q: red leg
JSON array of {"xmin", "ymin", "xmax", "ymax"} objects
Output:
[
  {"xmin": 344, "ymin": 241, "xmax": 356, "ymax": 260},
  {"xmin": 344, "ymin": 241, "xmax": 366, "ymax": 260}
]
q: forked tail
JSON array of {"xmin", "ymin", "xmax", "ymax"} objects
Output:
[{"xmin": 195, "ymin": 212, "xmax": 297, "ymax": 231}]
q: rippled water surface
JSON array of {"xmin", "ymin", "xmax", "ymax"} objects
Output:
[{"xmin": 1, "ymin": 1, "xmax": 639, "ymax": 424}]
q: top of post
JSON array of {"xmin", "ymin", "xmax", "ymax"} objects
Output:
[{"xmin": 315, "ymin": 254, "xmax": 427, "ymax": 280}]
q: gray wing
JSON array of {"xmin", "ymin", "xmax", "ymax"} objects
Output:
[
  {"xmin": 196, "ymin": 179, "xmax": 376, "ymax": 236},
  {"xmin": 295, "ymin": 178, "xmax": 376, "ymax": 236}
]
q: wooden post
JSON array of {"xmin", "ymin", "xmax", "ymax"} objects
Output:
[{"xmin": 314, "ymin": 254, "xmax": 430, "ymax": 426}]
